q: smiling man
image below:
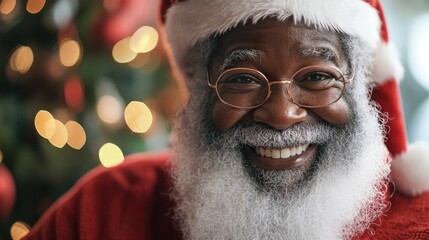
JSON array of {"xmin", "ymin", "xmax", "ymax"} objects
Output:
[{"xmin": 25, "ymin": 0, "xmax": 429, "ymax": 239}]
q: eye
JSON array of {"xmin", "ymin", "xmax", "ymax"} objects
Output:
[
  {"xmin": 221, "ymin": 74, "xmax": 263, "ymax": 85},
  {"xmin": 224, "ymin": 74, "xmax": 262, "ymax": 84},
  {"xmin": 301, "ymin": 72, "xmax": 334, "ymax": 82}
]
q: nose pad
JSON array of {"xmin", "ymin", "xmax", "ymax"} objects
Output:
[{"xmin": 252, "ymin": 84, "xmax": 307, "ymax": 130}]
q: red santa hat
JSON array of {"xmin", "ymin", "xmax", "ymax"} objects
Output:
[{"xmin": 159, "ymin": 0, "xmax": 429, "ymax": 196}]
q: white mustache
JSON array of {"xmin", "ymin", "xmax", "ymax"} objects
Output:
[{"xmin": 230, "ymin": 122, "xmax": 338, "ymax": 149}]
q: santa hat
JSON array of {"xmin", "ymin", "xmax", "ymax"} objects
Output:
[{"xmin": 159, "ymin": 0, "xmax": 429, "ymax": 196}]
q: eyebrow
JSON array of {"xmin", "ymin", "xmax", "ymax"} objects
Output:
[
  {"xmin": 219, "ymin": 49, "xmax": 263, "ymax": 72},
  {"xmin": 300, "ymin": 46, "xmax": 339, "ymax": 64}
]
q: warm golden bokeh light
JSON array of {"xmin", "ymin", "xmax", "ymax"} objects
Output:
[
  {"xmin": 34, "ymin": 110, "xmax": 55, "ymax": 139},
  {"xmin": 0, "ymin": 0, "xmax": 16, "ymax": 15},
  {"xmin": 59, "ymin": 39, "xmax": 82, "ymax": 67},
  {"xmin": 129, "ymin": 26, "xmax": 159, "ymax": 53},
  {"xmin": 26, "ymin": 0, "xmax": 46, "ymax": 14},
  {"xmin": 10, "ymin": 46, "xmax": 34, "ymax": 74},
  {"xmin": 48, "ymin": 119, "xmax": 68, "ymax": 148},
  {"xmin": 0, "ymin": 149, "xmax": 3, "ymax": 164},
  {"xmin": 97, "ymin": 95, "xmax": 123, "ymax": 124},
  {"xmin": 112, "ymin": 37, "xmax": 137, "ymax": 63},
  {"xmin": 124, "ymin": 101, "xmax": 153, "ymax": 133},
  {"xmin": 99, "ymin": 143, "xmax": 124, "ymax": 168},
  {"xmin": 65, "ymin": 121, "xmax": 86, "ymax": 150},
  {"xmin": 10, "ymin": 221, "xmax": 30, "ymax": 240}
]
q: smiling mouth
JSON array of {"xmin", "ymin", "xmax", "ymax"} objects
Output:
[
  {"xmin": 244, "ymin": 144, "xmax": 317, "ymax": 170},
  {"xmin": 255, "ymin": 144, "xmax": 310, "ymax": 159}
]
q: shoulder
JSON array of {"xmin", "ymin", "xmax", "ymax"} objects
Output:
[
  {"xmin": 81, "ymin": 149, "xmax": 173, "ymax": 192},
  {"xmin": 58, "ymin": 149, "xmax": 173, "ymax": 205},
  {"xmin": 24, "ymin": 149, "xmax": 176, "ymax": 239},
  {"xmin": 374, "ymin": 191, "xmax": 429, "ymax": 239}
]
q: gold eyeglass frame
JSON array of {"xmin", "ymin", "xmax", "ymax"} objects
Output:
[{"xmin": 207, "ymin": 65, "xmax": 353, "ymax": 109}]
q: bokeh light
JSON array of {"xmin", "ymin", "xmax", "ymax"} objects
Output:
[
  {"xmin": 10, "ymin": 221, "xmax": 30, "ymax": 240},
  {"xmin": 112, "ymin": 37, "xmax": 137, "ymax": 63},
  {"xmin": 124, "ymin": 101, "xmax": 153, "ymax": 133},
  {"xmin": 34, "ymin": 110, "xmax": 55, "ymax": 139},
  {"xmin": 52, "ymin": 0, "xmax": 74, "ymax": 29},
  {"xmin": 26, "ymin": 0, "xmax": 46, "ymax": 14},
  {"xmin": 129, "ymin": 26, "xmax": 159, "ymax": 53},
  {"xmin": 64, "ymin": 75, "xmax": 84, "ymax": 112},
  {"xmin": 99, "ymin": 143, "xmax": 124, "ymax": 168},
  {"xmin": 0, "ymin": 149, "xmax": 3, "ymax": 164},
  {"xmin": 48, "ymin": 119, "xmax": 68, "ymax": 148},
  {"xmin": 65, "ymin": 121, "xmax": 86, "ymax": 150},
  {"xmin": 97, "ymin": 95, "xmax": 123, "ymax": 124},
  {"xmin": 0, "ymin": 0, "xmax": 16, "ymax": 15},
  {"xmin": 59, "ymin": 39, "xmax": 82, "ymax": 67},
  {"xmin": 10, "ymin": 46, "xmax": 34, "ymax": 74}
]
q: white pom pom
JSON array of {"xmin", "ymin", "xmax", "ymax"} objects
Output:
[{"xmin": 391, "ymin": 141, "xmax": 429, "ymax": 196}]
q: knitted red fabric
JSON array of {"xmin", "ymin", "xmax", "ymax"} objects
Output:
[
  {"xmin": 23, "ymin": 150, "xmax": 181, "ymax": 240},
  {"xmin": 24, "ymin": 151, "xmax": 429, "ymax": 239}
]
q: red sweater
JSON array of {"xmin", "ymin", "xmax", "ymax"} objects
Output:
[{"xmin": 24, "ymin": 150, "xmax": 429, "ymax": 240}]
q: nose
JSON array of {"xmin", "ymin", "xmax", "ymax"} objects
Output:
[{"xmin": 252, "ymin": 85, "xmax": 308, "ymax": 130}]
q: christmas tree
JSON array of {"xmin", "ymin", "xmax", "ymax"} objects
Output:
[{"xmin": 0, "ymin": 0, "xmax": 181, "ymax": 238}]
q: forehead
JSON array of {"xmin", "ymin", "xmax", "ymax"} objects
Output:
[{"xmin": 214, "ymin": 18, "xmax": 344, "ymax": 67}]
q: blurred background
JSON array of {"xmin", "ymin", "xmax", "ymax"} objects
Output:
[{"xmin": 0, "ymin": 0, "xmax": 428, "ymax": 239}]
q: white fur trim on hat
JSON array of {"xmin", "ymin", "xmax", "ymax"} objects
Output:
[
  {"xmin": 390, "ymin": 141, "xmax": 429, "ymax": 196},
  {"xmin": 164, "ymin": 0, "xmax": 381, "ymax": 70},
  {"xmin": 371, "ymin": 42, "xmax": 405, "ymax": 84}
]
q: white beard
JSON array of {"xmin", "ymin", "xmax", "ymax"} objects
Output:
[{"xmin": 170, "ymin": 52, "xmax": 390, "ymax": 240}]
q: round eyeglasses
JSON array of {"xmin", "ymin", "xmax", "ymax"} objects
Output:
[{"xmin": 208, "ymin": 65, "xmax": 353, "ymax": 109}]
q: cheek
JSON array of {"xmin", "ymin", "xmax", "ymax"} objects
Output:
[
  {"xmin": 212, "ymin": 102, "xmax": 251, "ymax": 131},
  {"xmin": 311, "ymin": 98, "xmax": 351, "ymax": 126}
]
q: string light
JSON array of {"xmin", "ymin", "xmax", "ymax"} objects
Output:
[
  {"xmin": 10, "ymin": 46, "xmax": 34, "ymax": 74},
  {"xmin": 112, "ymin": 37, "xmax": 137, "ymax": 63},
  {"xmin": 129, "ymin": 26, "xmax": 159, "ymax": 53},
  {"xmin": 26, "ymin": 0, "xmax": 46, "ymax": 14},
  {"xmin": 48, "ymin": 119, "xmax": 68, "ymax": 148},
  {"xmin": 65, "ymin": 121, "xmax": 86, "ymax": 150},
  {"xmin": 97, "ymin": 95, "xmax": 123, "ymax": 125},
  {"xmin": 124, "ymin": 101, "xmax": 153, "ymax": 133},
  {"xmin": 10, "ymin": 221, "xmax": 30, "ymax": 240},
  {"xmin": 34, "ymin": 110, "xmax": 55, "ymax": 139},
  {"xmin": 99, "ymin": 143, "xmax": 124, "ymax": 168},
  {"xmin": 59, "ymin": 39, "xmax": 82, "ymax": 67},
  {"xmin": 0, "ymin": 0, "xmax": 16, "ymax": 15}
]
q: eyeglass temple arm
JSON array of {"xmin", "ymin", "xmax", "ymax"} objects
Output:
[{"xmin": 206, "ymin": 71, "xmax": 216, "ymax": 88}]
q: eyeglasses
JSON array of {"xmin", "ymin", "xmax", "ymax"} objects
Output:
[{"xmin": 208, "ymin": 65, "xmax": 353, "ymax": 109}]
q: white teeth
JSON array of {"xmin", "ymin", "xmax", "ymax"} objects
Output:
[
  {"xmin": 255, "ymin": 144, "xmax": 310, "ymax": 159},
  {"xmin": 272, "ymin": 149, "xmax": 280, "ymax": 159},
  {"xmin": 265, "ymin": 149, "xmax": 272, "ymax": 158},
  {"xmin": 297, "ymin": 146, "xmax": 303, "ymax": 155},
  {"xmin": 281, "ymin": 148, "xmax": 291, "ymax": 158},
  {"xmin": 290, "ymin": 147, "xmax": 297, "ymax": 156}
]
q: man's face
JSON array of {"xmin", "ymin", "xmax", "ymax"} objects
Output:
[
  {"xmin": 172, "ymin": 18, "xmax": 389, "ymax": 240},
  {"xmin": 208, "ymin": 18, "xmax": 352, "ymax": 170}
]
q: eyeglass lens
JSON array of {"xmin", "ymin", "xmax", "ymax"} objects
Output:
[{"xmin": 215, "ymin": 66, "xmax": 346, "ymax": 108}]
